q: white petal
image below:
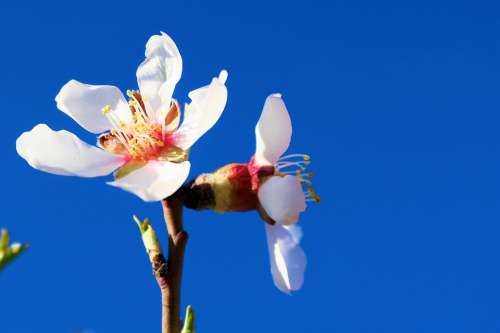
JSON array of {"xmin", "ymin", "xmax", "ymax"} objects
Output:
[
  {"xmin": 258, "ymin": 175, "xmax": 306, "ymax": 225},
  {"xmin": 55, "ymin": 80, "xmax": 130, "ymax": 134},
  {"xmin": 136, "ymin": 32, "xmax": 182, "ymax": 123},
  {"xmin": 265, "ymin": 223, "xmax": 307, "ymax": 294},
  {"xmin": 254, "ymin": 94, "xmax": 292, "ymax": 165},
  {"xmin": 107, "ymin": 160, "xmax": 190, "ymax": 202},
  {"xmin": 16, "ymin": 124, "xmax": 123, "ymax": 177},
  {"xmin": 175, "ymin": 70, "xmax": 228, "ymax": 150}
]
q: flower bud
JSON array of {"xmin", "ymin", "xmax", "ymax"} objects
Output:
[
  {"xmin": 0, "ymin": 229, "xmax": 28, "ymax": 271},
  {"xmin": 183, "ymin": 163, "xmax": 260, "ymax": 213}
]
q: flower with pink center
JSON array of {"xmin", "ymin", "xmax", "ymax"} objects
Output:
[
  {"xmin": 252, "ymin": 94, "xmax": 319, "ymax": 294},
  {"xmin": 184, "ymin": 94, "xmax": 319, "ymax": 294},
  {"xmin": 16, "ymin": 32, "xmax": 228, "ymax": 201}
]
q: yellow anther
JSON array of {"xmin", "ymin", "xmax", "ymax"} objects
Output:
[
  {"xmin": 303, "ymin": 155, "xmax": 311, "ymax": 161},
  {"xmin": 102, "ymin": 105, "xmax": 113, "ymax": 114},
  {"xmin": 126, "ymin": 90, "xmax": 134, "ymax": 97},
  {"xmin": 295, "ymin": 169, "xmax": 302, "ymax": 174},
  {"xmin": 307, "ymin": 172, "xmax": 314, "ymax": 178},
  {"xmin": 301, "ymin": 179, "xmax": 313, "ymax": 185},
  {"xmin": 153, "ymin": 138, "xmax": 164, "ymax": 146},
  {"xmin": 313, "ymin": 195, "xmax": 321, "ymax": 204},
  {"xmin": 304, "ymin": 161, "xmax": 311, "ymax": 166}
]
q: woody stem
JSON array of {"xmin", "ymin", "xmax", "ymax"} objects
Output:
[{"xmin": 158, "ymin": 195, "xmax": 188, "ymax": 333}]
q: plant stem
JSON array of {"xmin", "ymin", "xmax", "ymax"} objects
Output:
[{"xmin": 160, "ymin": 195, "xmax": 188, "ymax": 333}]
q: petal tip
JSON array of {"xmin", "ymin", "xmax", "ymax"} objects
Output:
[{"xmin": 218, "ymin": 70, "xmax": 228, "ymax": 84}]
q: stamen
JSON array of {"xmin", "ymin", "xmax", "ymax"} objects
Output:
[
  {"xmin": 277, "ymin": 152, "xmax": 318, "ymax": 203},
  {"xmin": 98, "ymin": 90, "xmax": 187, "ymax": 162},
  {"xmin": 277, "ymin": 152, "xmax": 315, "ymax": 187},
  {"xmin": 276, "ymin": 161, "xmax": 308, "ymax": 166},
  {"xmin": 280, "ymin": 168, "xmax": 305, "ymax": 176},
  {"xmin": 295, "ymin": 172, "xmax": 314, "ymax": 178},
  {"xmin": 276, "ymin": 163, "xmax": 309, "ymax": 172},
  {"xmin": 110, "ymin": 130, "xmax": 129, "ymax": 147},
  {"xmin": 278, "ymin": 154, "xmax": 311, "ymax": 161},
  {"xmin": 102, "ymin": 106, "xmax": 131, "ymax": 145},
  {"xmin": 127, "ymin": 90, "xmax": 150, "ymax": 123},
  {"xmin": 102, "ymin": 105, "xmax": 113, "ymax": 114},
  {"xmin": 276, "ymin": 162, "xmax": 311, "ymax": 173},
  {"xmin": 304, "ymin": 188, "xmax": 320, "ymax": 204},
  {"xmin": 300, "ymin": 179, "xmax": 313, "ymax": 185}
]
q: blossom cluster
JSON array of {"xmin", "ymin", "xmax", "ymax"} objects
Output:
[{"xmin": 16, "ymin": 32, "xmax": 319, "ymax": 294}]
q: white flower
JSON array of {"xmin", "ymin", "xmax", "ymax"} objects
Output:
[
  {"xmin": 16, "ymin": 32, "xmax": 228, "ymax": 201},
  {"xmin": 252, "ymin": 94, "xmax": 320, "ymax": 294}
]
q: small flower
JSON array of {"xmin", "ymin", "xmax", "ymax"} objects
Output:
[
  {"xmin": 16, "ymin": 32, "xmax": 228, "ymax": 201},
  {"xmin": 184, "ymin": 94, "xmax": 319, "ymax": 293}
]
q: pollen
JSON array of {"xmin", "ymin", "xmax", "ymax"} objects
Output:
[
  {"xmin": 99, "ymin": 91, "xmax": 187, "ymax": 162},
  {"xmin": 102, "ymin": 105, "xmax": 113, "ymax": 114},
  {"xmin": 306, "ymin": 187, "xmax": 321, "ymax": 204}
]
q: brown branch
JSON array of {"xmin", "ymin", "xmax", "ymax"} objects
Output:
[
  {"xmin": 136, "ymin": 191, "xmax": 189, "ymax": 333},
  {"xmin": 159, "ymin": 194, "xmax": 189, "ymax": 333}
]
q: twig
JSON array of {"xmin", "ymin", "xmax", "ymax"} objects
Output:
[
  {"xmin": 161, "ymin": 195, "xmax": 189, "ymax": 333},
  {"xmin": 135, "ymin": 192, "xmax": 188, "ymax": 333}
]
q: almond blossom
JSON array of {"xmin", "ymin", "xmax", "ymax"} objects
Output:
[
  {"xmin": 16, "ymin": 32, "xmax": 228, "ymax": 201},
  {"xmin": 184, "ymin": 94, "xmax": 319, "ymax": 293},
  {"xmin": 251, "ymin": 94, "xmax": 319, "ymax": 294}
]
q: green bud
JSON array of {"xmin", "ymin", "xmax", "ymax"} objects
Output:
[
  {"xmin": 0, "ymin": 228, "xmax": 10, "ymax": 250},
  {"xmin": 181, "ymin": 305, "xmax": 195, "ymax": 333},
  {"xmin": 0, "ymin": 229, "xmax": 28, "ymax": 271},
  {"xmin": 133, "ymin": 215, "xmax": 162, "ymax": 257}
]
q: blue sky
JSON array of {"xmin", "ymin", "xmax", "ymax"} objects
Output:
[{"xmin": 1, "ymin": 0, "xmax": 499, "ymax": 332}]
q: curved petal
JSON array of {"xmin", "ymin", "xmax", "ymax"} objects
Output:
[
  {"xmin": 164, "ymin": 99, "xmax": 181, "ymax": 133},
  {"xmin": 107, "ymin": 160, "xmax": 190, "ymax": 201},
  {"xmin": 265, "ymin": 223, "xmax": 307, "ymax": 294},
  {"xmin": 16, "ymin": 124, "xmax": 123, "ymax": 177},
  {"xmin": 258, "ymin": 175, "xmax": 306, "ymax": 225},
  {"xmin": 254, "ymin": 94, "xmax": 292, "ymax": 166},
  {"xmin": 97, "ymin": 133, "xmax": 129, "ymax": 155},
  {"xmin": 136, "ymin": 32, "xmax": 182, "ymax": 123},
  {"xmin": 55, "ymin": 80, "xmax": 130, "ymax": 134},
  {"xmin": 175, "ymin": 70, "xmax": 228, "ymax": 150}
]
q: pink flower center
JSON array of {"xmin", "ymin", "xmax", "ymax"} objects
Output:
[{"xmin": 101, "ymin": 91, "xmax": 186, "ymax": 162}]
